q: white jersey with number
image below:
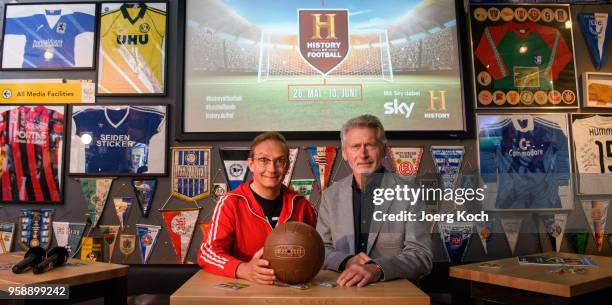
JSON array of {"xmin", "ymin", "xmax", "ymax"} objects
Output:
[{"xmin": 572, "ymin": 115, "xmax": 612, "ymax": 174}]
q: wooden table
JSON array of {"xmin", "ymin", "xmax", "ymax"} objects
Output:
[
  {"xmin": 0, "ymin": 252, "xmax": 129, "ymax": 305},
  {"xmin": 171, "ymin": 270, "xmax": 429, "ymax": 305},
  {"xmin": 449, "ymin": 252, "xmax": 612, "ymax": 305}
]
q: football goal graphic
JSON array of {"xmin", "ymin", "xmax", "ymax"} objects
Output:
[{"xmin": 258, "ymin": 30, "xmax": 394, "ymax": 83}]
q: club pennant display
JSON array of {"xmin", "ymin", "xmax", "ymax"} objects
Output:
[
  {"xmin": 290, "ymin": 179, "xmax": 315, "ymax": 201},
  {"xmin": 567, "ymin": 232, "xmax": 589, "ymax": 254},
  {"xmin": 18, "ymin": 209, "xmax": 53, "ymax": 250},
  {"xmin": 113, "ymin": 197, "xmax": 133, "ymax": 230},
  {"xmin": 136, "ymin": 224, "xmax": 161, "ymax": 264},
  {"xmin": 581, "ymin": 200, "xmax": 609, "ymax": 252},
  {"xmin": 438, "ymin": 223, "xmax": 473, "ymax": 262},
  {"xmin": 171, "ymin": 147, "xmax": 212, "ymax": 202},
  {"xmin": 80, "ymin": 178, "xmax": 113, "ymax": 227},
  {"xmin": 161, "ymin": 208, "xmax": 200, "ymax": 263},
  {"xmin": 388, "ymin": 147, "xmax": 423, "ymax": 182},
  {"xmin": 578, "ymin": 13, "xmax": 610, "ymax": 70},
  {"xmin": 0, "ymin": 222, "xmax": 15, "ymax": 254},
  {"xmin": 212, "ymin": 183, "xmax": 228, "ymax": 202},
  {"xmin": 501, "ymin": 218, "xmax": 523, "ymax": 255},
  {"xmin": 80, "ymin": 236, "xmax": 104, "ymax": 262},
  {"xmin": 475, "ymin": 222, "xmax": 493, "ymax": 255},
  {"xmin": 132, "ymin": 179, "xmax": 158, "ymax": 218},
  {"xmin": 219, "ymin": 147, "xmax": 250, "ymax": 191},
  {"xmin": 119, "ymin": 234, "xmax": 136, "ymax": 260},
  {"xmin": 100, "ymin": 225, "xmax": 120, "ymax": 262},
  {"xmin": 52, "ymin": 222, "xmax": 86, "ymax": 257},
  {"xmin": 306, "ymin": 146, "xmax": 336, "ymax": 191},
  {"xmin": 540, "ymin": 214, "xmax": 568, "ymax": 252},
  {"xmin": 430, "ymin": 146, "xmax": 464, "ymax": 189},
  {"xmin": 282, "ymin": 148, "xmax": 300, "ymax": 187}
]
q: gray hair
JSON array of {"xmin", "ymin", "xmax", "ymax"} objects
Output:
[{"xmin": 340, "ymin": 114, "xmax": 387, "ymax": 147}]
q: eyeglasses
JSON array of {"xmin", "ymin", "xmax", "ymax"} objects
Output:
[{"xmin": 254, "ymin": 157, "xmax": 288, "ymax": 168}]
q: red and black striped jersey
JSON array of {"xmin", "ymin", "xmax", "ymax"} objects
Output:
[{"xmin": 0, "ymin": 106, "xmax": 64, "ymax": 202}]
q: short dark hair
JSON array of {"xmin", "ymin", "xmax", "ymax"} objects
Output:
[{"xmin": 249, "ymin": 131, "xmax": 289, "ymax": 158}]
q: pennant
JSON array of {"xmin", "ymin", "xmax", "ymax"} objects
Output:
[
  {"xmin": 132, "ymin": 179, "xmax": 158, "ymax": 218},
  {"xmin": 581, "ymin": 200, "xmax": 609, "ymax": 252},
  {"xmin": 18, "ymin": 209, "xmax": 53, "ymax": 250},
  {"xmin": 475, "ymin": 222, "xmax": 493, "ymax": 255},
  {"xmin": 282, "ymin": 148, "xmax": 300, "ymax": 187},
  {"xmin": 501, "ymin": 218, "xmax": 522, "ymax": 255},
  {"xmin": 119, "ymin": 234, "xmax": 136, "ymax": 260},
  {"xmin": 113, "ymin": 197, "xmax": 133, "ymax": 230},
  {"xmin": 388, "ymin": 147, "xmax": 423, "ymax": 182},
  {"xmin": 80, "ymin": 178, "xmax": 113, "ymax": 227},
  {"xmin": 0, "ymin": 222, "xmax": 15, "ymax": 254},
  {"xmin": 578, "ymin": 13, "xmax": 611, "ymax": 70},
  {"xmin": 540, "ymin": 214, "xmax": 568, "ymax": 252},
  {"xmin": 161, "ymin": 208, "xmax": 200, "ymax": 263},
  {"xmin": 567, "ymin": 232, "xmax": 589, "ymax": 254},
  {"xmin": 438, "ymin": 223, "xmax": 473, "ymax": 262},
  {"xmin": 212, "ymin": 183, "xmax": 228, "ymax": 202},
  {"xmin": 306, "ymin": 146, "xmax": 336, "ymax": 191},
  {"xmin": 290, "ymin": 179, "xmax": 315, "ymax": 201},
  {"xmin": 219, "ymin": 147, "xmax": 250, "ymax": 191},
  {"xmin": 52, "ymin": 222, "xmax": 86, "ymax": 257},
  {"xmin": 430, "ymin": 146, "xmax": 464, "ymax": 189},
  {"xmin": 80, "ymin": 236, "xmax": 104, "ymax": 262},
  {"xmin": 136, "ymin": 224, "xmax": 161, "ymax": 264},
  {"xmin": 100, "ymin": 225, "xmax": 120, "ymax": 262},
  {"xmin": 171, "ymin": 147, "xmax": 212, "ymax": 201}
]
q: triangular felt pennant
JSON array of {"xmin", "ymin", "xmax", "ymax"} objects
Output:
[
  {"xmin": 430, "ymin": 146, "xmax": 464, "ymax": 189},
  {"xmin": 501, "ymin": 218, "xmax": 523, "ymax": 255},
  {"xmin": 80, "ymin": 236, "xmax": 104, "ymax": 262},
  {"xmin": 171, "ymin": 147, "xmax": 212, "ymax": 201},
  {"xmin": 212, "ymin": 183, "xmax": 228, "ymax": 201},
  {"xmin": 475, "ymin": 222, "xmax": 493, "ymax": 255},
  {"xmin": 119, "ymin": 234, "xmax": 136, "ymax": 260},
  {"xmin": 282, "ymin": 148, "xmax": 300, "ymax": 187},
  {"xmin": 53, "ymin": 221, "xmax": 85, "ymax": 257},
  {"xmin": 80, "ymin": 178, "xmax": 113, "ymax": 227},
  {"xmin": 581, "ymin": 200, "xmax": 609, "ymax": 252},
  {"xmin": 100, "ymin": 225, "xmax": 120, "ymax": 262},
  {"xmin": 132, "ymin": 179, "xmax": 158, "ymax": 218},
  {"xmin": 438, "ymin": 222, "xmax": 473, "ymax": 262},
  {"xmin": 113, "ymin": 197, "xmax": 133, "ymax": 230},
  {"xmin": 578, "ymin": 13, "xmax": 611, "ymax": 70},
  {"xmin": 541, "ymin": 214, "xmax": 567, "ymax": 252},
  {"xmin": 388, "ymin": 147, "xmax": 423, "ymax": 182},
  {"xmin": 306, "ymin": 146, "xmax": 336, "ymax": 191},
  {"xmin": 19, "ymin": 209, "xmax": 53, "ymax": 250},
  {"xmin": 290, "ymin": 179, "xmax": 315, "ymax": 201},
  {"xmin": 219, "ymin": 147, "xmax": 250, "ymax": 191},
  {"xmin": 161, "ymin": 208, "xmax": 200, "ymax": 263},
  {"xmin": 0, "ymin": 222, "xmax": 15, "ymax": 254},
  {"xmin": 136, "ymin": 224, "xmax": 161, "ymax": 264},
  {"xmin": 566, "ymin": 231, "xmax": 588, "ymax": 254}
]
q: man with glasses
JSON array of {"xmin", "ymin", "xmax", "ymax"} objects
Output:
[
  {"xmin": 198, "ymin": 132, "xmax": 317, "ymax": 284},
  {"xmin": 317, "ymin": 115, "xmax": 432, "ymax": 287}
]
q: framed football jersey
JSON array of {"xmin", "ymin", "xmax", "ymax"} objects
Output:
[
  {"xmin": 469, "ymin": 4, "xmax": 578, "ymax": 109},
  {"xmin": 571, "ymin": 114, "xmax": 612, "ymax": 195},
  {"xmin": 477, "ymin": 114, "xmax": 573, "ymax": 211},
  {"xmin": 1, "ymin": 3, "xmax": 97, "ymax": 70},
  {"xmin": 0, "ymin": 105, "xmax": 66, "ymax": 203},
  {"xmin": 96, "ymin": 2, "xmax": 168, "ymax": 95},
  {"xmin": 69, "ymin": 104, "xmax": 168, "ymax": 176}
]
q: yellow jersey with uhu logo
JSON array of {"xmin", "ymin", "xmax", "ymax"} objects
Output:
[{"xmin": 98, "ymin": 4, "xmax": 166, "ymax": 94}]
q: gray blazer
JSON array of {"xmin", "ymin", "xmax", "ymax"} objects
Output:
[{"xmin": 316, "ymin": 172, "xmax": 433, "ymax": 281}]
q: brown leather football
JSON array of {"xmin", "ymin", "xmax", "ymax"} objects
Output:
[{"xmin": 263, "ymin": 221, "xmax": 324, "ymax": 284}]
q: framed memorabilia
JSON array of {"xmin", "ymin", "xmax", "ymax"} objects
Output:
[
  {"xmin": 582, "ymin": 72, "xmax": 612, "ymax": 108},
  {"xmin": 96, "ymin": 2, "xmax": 168, "ymax": 95},
  {"xmin": 0, "ymin": 105, "xmax": 66, "ymax": 203},
  {"xmin": 69, "ymin": 104, "xmax": 168, "ymax": 176},
  {"xmin": 1, "ymin": 3, "xmax": 97, "ymax": 70},
  {"xmin": 470, "ymin": 4, "xmax": 578, "ymax": 109},
  {"xmin": 477, "ymin": 114, "xmax": 573, "ymax": 211},
  {"xmin": 571, "ymin": 113, "xmax": 612, "ymax": 195},
  {"xmin": 178, "ymin": 0, "xmax": 472, "ymax": 140}
]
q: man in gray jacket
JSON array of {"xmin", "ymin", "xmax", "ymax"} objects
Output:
[{"xmin": 317, "ymin": 114, "xmax": 432, "ymax": 287}]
